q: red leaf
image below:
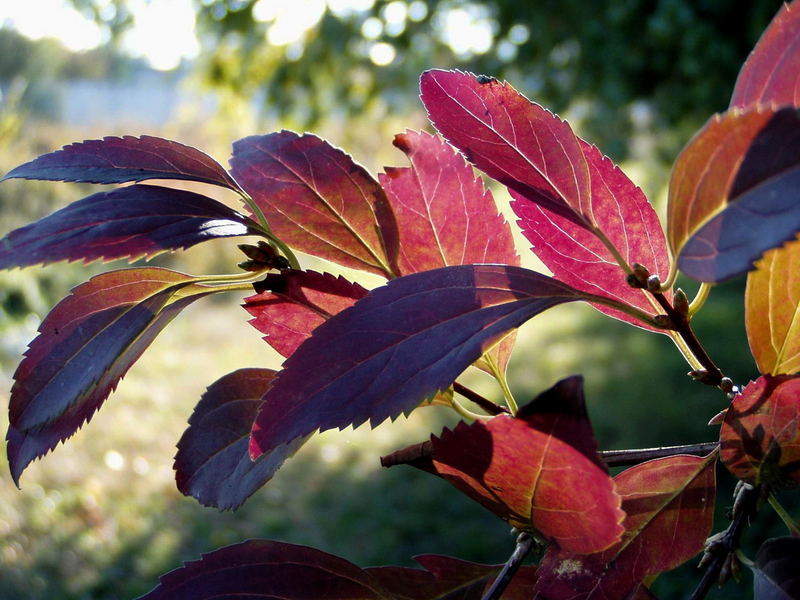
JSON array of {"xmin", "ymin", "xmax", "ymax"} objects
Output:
[
  {"xmin": 174, "ymin": 368, "xmax": 307, "ymax": 510},
  {"xmin": 720, "ymin": 374, "xmax": 800, "ymax": 487},
  {"xmin": 513, "ymin": 141, "xmax": 671, "ymax": 332},
  {"xmin": 380, "ymin": 130, "xmax": 519, "ymax": 274},
  {"xmin": 730, "ymin": 1, "xmax": 800, "ymax": 109},
  {"xmin": 667, "ymin": 106, "xmax": 800, "ymax": 282},
  {"xmin": 420, "ymin": 70, "xmax": 591, "ymax": 229},
  {"xmin": 6, "ymin": 268, "xmax": 213, "ymax": 484},
  {"xmin": 407, "ymin": 376, "xmax": 624, "ymax": 554},
  {"xmin": 1, "ymin": 135, "xmax": 239, "ymax": 190},
  {"xmin": 230, "ymin": 131, "xmax": 399, "ymax": 277},
  {"xmin": 249, "ymin": 265, "xmax": 617, "ymax": 462},
  {"xmin": 243, "ymin": 270, "xmax": 368, "ymax": 358},
  {"xmin": 0, "ymin": 185, "xmax": 259, "ymax": 269},
  {"xmin": 534, "ymin": 453, "xmax": 717, "ymax": 600},
  {"xmin": 745, "ymin": 240, "xmax": 800, "ymax": 376},
  {"xmin": 137, "ymin": 539, "xmax": 535, "ymax": 600}
]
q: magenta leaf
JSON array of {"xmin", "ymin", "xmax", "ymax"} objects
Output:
[
  {"xmin": 512, "ymin": 141, "xmax": 671, "ymax": 331},
  {"xmin": 673, "ymin": 107, "xmax": 800, "ymax": 282},
  {"xmin": 175, "ymin": 368, "xmax": 306, "ymax": 510},
  {"xmin": 243, "ymin": 270, "xmax": 368, "ymax": 358},
  {"xmin": 420, "ymin": 69, "xmax": 591, "ymax": 229},
  {"xmin": 403, "ymin": 376, "xmax": 624, "ymax": 554},
  {"xmin": 379, "ymin": 130, "xmax": 519, "ymax": 275},
  {"xmin": 249, "ymin": 264, "xmax": 624, "ymax": 460},
  {"xmin": 138, "ymin": 539, "xmax": 535, "ymax": 600},
  {"xmin": 730, "ymin": 1, "xmax": 800, "ymax": 109},
  {"xmin": 1, "ymin": 135, "xmax": 239, "ymax": 190},
  {"xmin": 7, "ymin": 268, "xmax": 214, "ymax": 484},
  {"xmin": 0, "ymin": 184, "xmax": 259, "ymax": 269},
  {"xmin": 230, "ymin": 131, "xmax": 399, "ymax": 277}
]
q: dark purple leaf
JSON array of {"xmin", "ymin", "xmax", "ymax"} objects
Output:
[
  {"xmin": 669, "ymin": 106, "xmax": 800, "ymax": 282},
  {"xmin": 249, "ymin": 264, "xmax": 623, "ymax": 460},
  {"xmin": 243, "ymin": 270, "xmax": 368, "ymax": 358},
  {"xmin": 754, "ymin": 537, "xmax": 800, "ymax": 600},
  {"xmin": 230, "ymin": 131, "xmax": 399, "ymax": 277},
  {"xmin": 0, "ymin": 184, "xmax": 259, "ymax": 269},
  {"xmin": 1, "ymin": 135, "xmax": 239, "ymax": 190},
  {"xmin": 175, "ymin": 368, "xmax": 307, "ymax": 510},
  {"xmin": 512, "ymin": 141, "xmax": 671, "ymax": 332},
  {"xmin": 731, "ymin": 2, "xmax": 800, "ymax": 109},
  {"xmin": 7, "ymin": 268, "xmax": 214, "ymax": 484}
]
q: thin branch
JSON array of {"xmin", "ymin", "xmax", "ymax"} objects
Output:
[
  {"xmin": 599, "ymin": 442, "xmax": 719, "ymax": 467},
  {"xmin": 482, "ymin": 532, "xmax": 535, "ymax": 600},
  {"xmin": 453, "ymin": 382, "xmax": 508, "ymax": 416}
]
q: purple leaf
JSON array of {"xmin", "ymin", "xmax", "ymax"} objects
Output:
[
  {"xmin": 243, "ymin": 270, "xmax": 368, "ymax": 358},
  {"xmin": 513, "ymin": 141, "xmax": 671, "ymax": 332},
  {"xmin": 420, "ymin": 69, "xmax": 591, "ymax": 229},
  {"xmin": 249, "ymin": 265, "xmax": 621, "ymax": 460},
  {"xmin": 230, "ymin": 131, "xmax": 399, "ymax": 277},
  {"xmin": 0, "ymin": 185, "xmax": 259, "ymax": 269},
  {"xmin": 175, "ymin": 368, "xmax": 307, "ymax": 510},
  {"xmin": 669, "ymin": 106, "xmax": 800, "ymax": 282},
  {"xmin": 7, "ymin": 268, "xmax": 213, "ymax": 484},
  {"xmin": 1, "ymin": 135, "xmax": 239, "ymax": 190}
]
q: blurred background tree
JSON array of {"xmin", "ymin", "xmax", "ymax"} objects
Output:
[{"xmin": 0, "ymin": 2, "xmax": 792, "ymax": 599}]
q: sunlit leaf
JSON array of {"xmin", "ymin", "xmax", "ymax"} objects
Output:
[
  {"xmin": 6, "ymin": 268, "xmax": 214, "ymax": 484},
  {"xmin": 534, "ymin": 453, "xmax": 717, "ymax": 599},
  {"xmin": 401, "ymin": 376, "xmax": 624, "ymax": 554},
  {"xmin": 746, "ymin": 240, "xmax": 800, "ymax": 375},
  {"xmin": 380, "ymin": 129, "xmax": 520, "ymax": 374},
  {"xmin": 513, "ymin": 141, "xmax": 671, "ymax": 332},
  {"xmin": 420, "ymin": 70, "xmax": 591, "ymax": 229},
  {"xmin": 730, "ymin": 1, "xmax": 800, "ymax": 109},
  {"xmin": 230, "ymin": 131, "xmax": 399, "ymax": 277},
  {"xmin": 754, "ymin": 537, "xmax": 800, "ymax": 600},
  {"xmin": 249, "ymin": 265, "xmax": 621, "ymax": 461},
  {"xmin": 719, "ymin": 374, "xmax": 800, "ymax": 487},
  {"xmin": 243, "ymin": 270, "xmax": 368, "ymax": 358},
  {"xmin": 175, "ymin": 368, "xmax": 307, "ymax": 511},
  {"xmin": 137, "ymin": 539, "xmax": 535, "ymax": 600},
  {"xmin": 1, "ymin": 135, "xmax": 239, "ymax": 190},
  {"xmin": 668, "ymin": 106, "xmax": 800, "ymax": 282},
  {"xmin": 0, "ymin": 185, "xmax": 259, "ymax": 269},
  {"xmin": 380, "ymin": 130, "xmax": 518, "ymax": 274}
]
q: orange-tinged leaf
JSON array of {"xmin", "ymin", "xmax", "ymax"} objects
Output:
[
  {"xmin": 534, "ymin": 453, "xmax": 717, "ymax": 600},
  {"xmin": 404, "ymin": 377, "xmax": 624, "ymax": 554},
  {"xmin": 746, "ymin": 240, "xmax": 800, "ymax": 375},
  {"xmin": 730, "ymin": 1, "xmax": 800, "ymax": 109},
  {"xmin": 230, "ymin": 131, "xmax": 399, "ymax": 277},
  {"xmin": 720, "ymin": 374, "xmax": 800, "ymax": 487}
]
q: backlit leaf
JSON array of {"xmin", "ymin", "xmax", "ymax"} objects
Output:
[
  {"xmin": 420, "ymin": 70, "xmax": 591, "ymax": 229},
  {"xmin": 1, "ymin": 135, "xmax": 239, "ymax": 190},
  {"xmin": 719, "ymin": 374, "xmax": 800, "ymax": 487},
  {"xmin": 746, "ymin": 240, "xmax": 800, "ymax": 375},
  {"xmin": 175, "ymin": 368, "xmax": 307, "ymax": 511},
  {"xmin": 243, "ymin": 270, "xmax": 368, "ymax": 358},
  {"xmin": 250, "ymin": 265, "xmax": 620, "ymax": 461},
  {"xmin": 380, "ymin": 130, "xmax": 518, "ymax": 274},
  {"xmin": 513, "ymin": 141, "xmax": 671, "ymax": 332},
  {"xmin": 754, "ymin": 537, "xmax": 800, "ymax": 600},
  {"xmin": 230, "ymin": 131, "xmax": 399, "ymax": 277},
  {"xmin": 534, "ymin": 453, "xmax": 717, "ymax": 599},
  {"xmin": 0, "ymin": 185, "xmax": 259, "ymax": 269},
  {"xmin": 668, "ymin": 106, "xmax": 800, "ymax": 282},
  {"xmin": 137, "ymin": 539, "xmax": 535, "ymax": 600},
  {"xmin": 730, "ymin": 1, "xmax": 800, "ymax": 109},
  {"xmin": 404, "ymin": 376, "xmax": 624, "ymax": 554},
  {"xmin": 7, "ymin": 268, "xmax": 213, "ymax": 484}
]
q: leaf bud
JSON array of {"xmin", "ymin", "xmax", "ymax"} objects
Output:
[
  {"xmin": 646, "ymin": 275, "xmax": 662, "ymax": 293},
  {"xmin": 673, "ymin": 288, "xmax": 689, "ymax": 316},
  {"xmin": 653, "ymin": 314, "xmax": 674, "ymax": 329},
  {"xmin": 627, "ymin": 263, "xmax": 650, "ymax": 288},
  {"xmin": 238, "ymin": 241, "xmax": 290, "ymax": 271}
]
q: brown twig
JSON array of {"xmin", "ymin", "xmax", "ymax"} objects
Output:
[
  {"xmin": 599, "ymin": 442, "xmax": 719, "ymax": 467},
  {"xmin": 453, "ymin": 382, "xmax": 508, "ymax": 416},
  {"xmin": 481, "ymin": 532, "xmax": 535, "ymax": 600}
]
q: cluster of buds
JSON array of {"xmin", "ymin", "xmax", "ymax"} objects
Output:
[{"xmin": 237, "ymin": 241, "xmax": 291, "ymax": 272}]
